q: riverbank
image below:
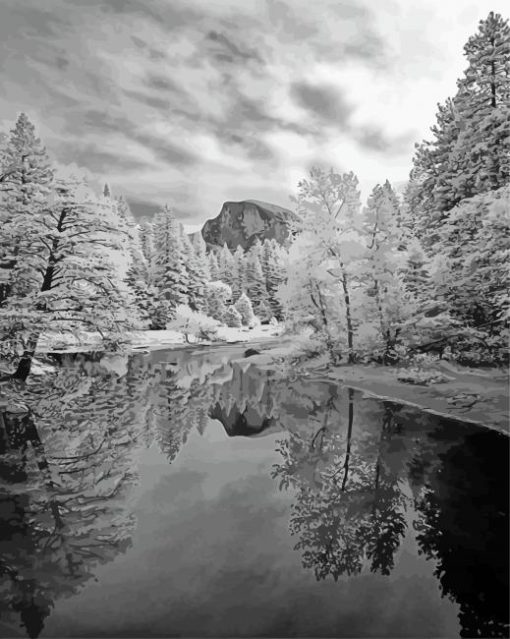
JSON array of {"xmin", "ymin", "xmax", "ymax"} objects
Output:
[{"xmin": 248, "ymin": 342, "xmax": 509, "ymax": 435}]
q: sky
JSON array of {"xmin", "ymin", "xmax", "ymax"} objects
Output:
[{"xmin": 0, "ymin": 0, "xmax": 507, "ymax": 228}]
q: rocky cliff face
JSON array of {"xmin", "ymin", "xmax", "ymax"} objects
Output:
[{"xmin": 201, "ymin": 199, "xmax": 294, "ymax": 250}]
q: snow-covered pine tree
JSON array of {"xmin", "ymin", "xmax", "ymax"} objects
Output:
[
  {"xmin": 181, "ymin": 232, "xmax": 206, "ymax": 313},
  {"xmin": 224, "ymin": 305, "xmax": 242, "ymax": 328},
  {"xmin": 125, "ymin": 249, "xmax": 161, "ymax": 328},
  {"xmin": 152, "ymin": 206, "xmax": 188, "ymax": 321},
  {"xmin": 139, "ymin": 219, "xmax": 156, "ymax": 266},
  {"xmin": 262, "ymin": 239, "xmax": 286, "ymax": 319},
  {"xmin": 404, "ymin": 99, "xmax": 461, "ymax": 246},
  {"xmin": 191, "ymin": 232, "xmax": 211, "ymax": 283},
  {"xmin": 452, "ymin": 12, "xmax": 510, "ymax": 200},
  {"xmin": 245, "ymin": 250, "xmax": 270, "ymax": 319},
  {"xmin": 1, "ymin": 173, "xmax": 131, "ymax": 379},
  {"xmin": 217, "ymin": 243, "xmax": 236, "ymax": 289},
  {"xmin": 403, "ymin": 238, "xmax": 430, "ymax": 299},
  {"xmin": 0, "ymin": 113, "xmax": 54, "ymax": 305},
  {"xmin": 208, "ymin": 251, "xmax": 220, "ymax": 281},
  {"xmin": 232, "ymin": 245, "xmax": 247, "ymax": 300},
  {"xmin": 234, "ymin": 292, "xmax": 255, "ymax": 326}
]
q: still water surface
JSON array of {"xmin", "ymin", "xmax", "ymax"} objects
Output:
[{"xmin": 0, "ymin": 346, "xmax": 508, "ymax": 638}]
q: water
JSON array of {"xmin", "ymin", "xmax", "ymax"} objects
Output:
[{"xmin": 0, "ymin": 346, "xmax": 508, "ymax": 638}]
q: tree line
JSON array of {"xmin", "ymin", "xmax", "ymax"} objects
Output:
[{"xmin": 279, "ymin": 12, "xmax": 509, "ymax": 366}]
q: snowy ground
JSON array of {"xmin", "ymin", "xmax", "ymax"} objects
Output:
[{"xmin": 36, "ymin": 323, "xmax": 282, "ymax": 354}]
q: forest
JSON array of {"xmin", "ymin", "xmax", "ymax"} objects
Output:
[{"xmin": 0, "ymin": 11, "xmax": 508, "ymax": 381}]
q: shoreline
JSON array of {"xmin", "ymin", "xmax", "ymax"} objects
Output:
[{"xmin": 252, "ymin": 343, "xmax": 509, "ymax": 436}]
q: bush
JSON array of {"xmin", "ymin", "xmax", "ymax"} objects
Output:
[
  {"xmin": 224, "ymin": 305, "xmax": 242, "ymax": 328},
  {"xmin": 168, "ymin": 305, "xmax": 219, "ymax": 342},
  {"xmin": 234, "ymin": 293, "xmax": 255, "ymax": 326}
]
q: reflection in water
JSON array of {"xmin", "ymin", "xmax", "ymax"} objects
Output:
[{"xmin": 0, "ymin": 349, "xmax": 508, "ymax": 638}]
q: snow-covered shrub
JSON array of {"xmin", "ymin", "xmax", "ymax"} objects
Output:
[
  {"xmin": 224, "ymin": 305, "xmax": 242, "ymax": 328},
  {"xmin": 205, "ymin": 281, "xmax": 232, "ymax": 322},
  {"xmin": 169, "ymin": 305, "xmax": 219, "ymax": 342},
  {"xmin": 234, "ymin": 293, "xmax": 255, "ymax": 326}
]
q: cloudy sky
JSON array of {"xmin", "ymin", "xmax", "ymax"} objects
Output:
[{"xmin": 0, "ymin": 0, "xmax": 507, "ymax": 227}]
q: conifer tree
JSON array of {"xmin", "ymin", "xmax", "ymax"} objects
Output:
[
  {"xmin": 0, "ymin": 113, "xmax": 54, "ymax": 304},
  {"xmin": 152, "ymin": 206, "xmax": 188, "ymax": 320},
  {"xmin": 452, "ymin": 12, "xmax": 510, "ymax": 199},
  {"xmin": 234, "ymin": 292, "xmax": 255, "ymax": 326},
  {"xmin": 208, "ymin": 251, "xmax": 220, "ymax": 281},
  {"xmin": 1, "ymin": 173, "xmax": 131, "ymax": 379},
  {"xmin": 245, "ymin": 250, "xmax": 270, "ymax": 318},
  {"xmin": 232, "ymin": 245, "xmax": 247, "ymax": 300},
  {"xmin": 124, "ymin": 249, "xmax": 160, "ymax": 328},
  {"xmin": 181, "ymin": 232, "xmax": 206, "ymax": 312},
  {"xmin": 217, "ymin": 243, "xmax": 235, "ymax": 289}
]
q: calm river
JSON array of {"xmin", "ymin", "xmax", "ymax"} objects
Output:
[{"xmin": 0, "ymin": 346, "xmax": 508, "ymax": 638}]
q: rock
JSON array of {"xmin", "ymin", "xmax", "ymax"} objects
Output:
[
  {"xmin": 201, "ymin": 200, "xmax": 295, "ymax": 250},
  {"xmin": 244, "ymin": 348, "xmax": 261, "ymax": 358}
]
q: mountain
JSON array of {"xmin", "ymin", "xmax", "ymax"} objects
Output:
[{"xmin": 201, "ymin": 199, "xmax": 295, "ymax": 250}]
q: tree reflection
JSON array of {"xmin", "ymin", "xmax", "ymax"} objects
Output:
[
  {"xmin": 272, "ymin": 387, "xmax": 409, "ymax": 581},
  {"xmin": 411, "ymin": 428, "xmax": 509, "ymax": 638},
  {"xmin": 0, "ymin": 354, "xmax": 153, "ymax": 638}
]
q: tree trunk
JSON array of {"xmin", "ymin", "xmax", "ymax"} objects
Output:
[
  {"xmin": 11, "ymin": 209, "xmax": 67, "ymax": 381},
  {"xmin": 341, "ymin": 389, "xmax": 355, "ymax": 491},
  {"xmin": 341, "ymin": 273, "xmax": 354, "ymax": 363}
]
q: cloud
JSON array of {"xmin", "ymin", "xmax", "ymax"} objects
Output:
[
  {"xmin": 354, "ymin": 126, "xmax": 415, "ymax": 154},
  {"xmin": 290, "ymin": 81, "xmax": 355, "ymax": 126},
  {"xmin": 205, "ymin": 30, "xmax": 264, "ymax": 65},
  {"xmin": 3, "ymin": 0, "xmax": 503, "ymax": 224}
]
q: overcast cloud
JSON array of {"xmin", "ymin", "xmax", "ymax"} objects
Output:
[{"xmin": 0, "ymin": 0, "xmax": 507, "ymax": 226}]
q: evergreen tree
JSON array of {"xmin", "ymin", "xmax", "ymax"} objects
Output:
[
  {"xmin": 152, "ymin": 206, "xmax": 188, "ymax": 320},
  {"xmin": 234, "ymin": 292, "xmax": 255, "ymax": 326},
  {"xmin": 452, "ymin": 12, "xmax": 510, "ymax": 200},
  {"xmin": 208, "ymin": 251, "xmax": 220, "ymax": 281},
  {"xmin": 232, "ymin": 245, "xmax": 247, "ymax": 300},
  {"xmin": 1, "ymin": 173, "xmax": 131, "ymax": 379},
  {"xmin": 103, "ymin": 183, "xmax": 112, "ymax": 198},
  {"xmin": 245, "ymin": 250, "xmax": 269, "ymax": 318},
  {"xmin": 217, "ymin": 243, "xmax": 235, "ymax": 289},
  {"xmin": 181, "ymin": 232, "xmax": 206, "ymax": 313},
  {"xmin": 139, "ymin": 219, "xmax": 156, "ymax": 267},
  {"xmin": 191, "ymin": 232, "xmax": 211, "ymax": 283},
  {"xmin": 262, "ymin": 239, "xmax": 286, "ymax": 319},
  {"xmin": 125, "ymin": 249, "xmax": 160, "ymax": 328},
  {"xmin": 0, "ymin": 113, "xmax": 54, "ymax": 304},
  {"xmin": 403, "ymin": 239, "xmax": 430, "ymax": 299}
]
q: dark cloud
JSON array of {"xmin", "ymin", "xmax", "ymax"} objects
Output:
[
  {"xmin": 127, "ymin": 198, "xmax": 162, "ymax": 219},
  {"xmin": 290, "ymin": 81, "xmax": 354, "ymax": 126},
  {"xmin": 354, "ymin": 126, "xmax": 415, "ymax": 154},
  {"xmin": 130, "ymin": 131, "xmax": 199, "ymax": 166},
  {"xmin": 57, "ymin": 145, "xmax": 149, "ymax": 173},
  {"xmin": 144, "ymin": 74, "xmax": 181, "ymax": 94},
  {"xmin": 123, "ymin": 89, "xmax": 173, "ymax": 112},
  {"xmin": 205, "ymin": 30, "xmax": 264, "ymax": 65}
]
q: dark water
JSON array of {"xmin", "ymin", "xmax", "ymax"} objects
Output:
[{"xmin": 0, "ymin": 347, "xmax": 508, "ymax": 638}]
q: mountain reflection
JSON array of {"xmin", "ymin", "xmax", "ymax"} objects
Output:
[{"xmin": 0, "ymin": 351, "xmax": 508, "ymax": 638}]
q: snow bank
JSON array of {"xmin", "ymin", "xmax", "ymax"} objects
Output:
[{"xmin": 35, "ymin": 323, "xmax": 282, "ymax": 354}]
